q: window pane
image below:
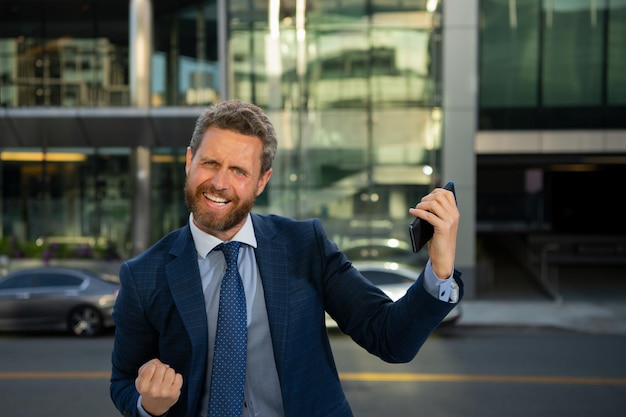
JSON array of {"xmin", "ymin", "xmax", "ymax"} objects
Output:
[
  {"xmin": 608, "ymin": 0, "xmax": 626, "ymax": 104},
  {"xmin": 0, "ymin": 276, "xmax": 33, "ymax": 290},
  {"xmin": 1, "ymin": 148, "xmax": 131, "ymax": 259},
  {"xmin": 542, "ymin": 0, "xmax": 605, "ymax": 106},
  {"xmin": 0, "ymin": 0, "xmax": 129, "ymax": 107},
  {"xmin": 480, "ymin": 0, "xmax": 540, "ymax": 107},
  {"xmin": 36, "ymin": 274, "xmax": 82, "ymax": 287}
]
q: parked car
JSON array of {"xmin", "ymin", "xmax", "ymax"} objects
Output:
[
  {"xmin": 0, "ymin": 267, "xmax": 120, "ymax": 337},
  {"xmin": 341, "ymin": 238, "xmax": 428, "ymax": 269},
  {"xmin": 325, "ymin": 261, "xmax": 461, "ymax": 329}
]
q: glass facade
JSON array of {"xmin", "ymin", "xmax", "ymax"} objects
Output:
[
  {"xmin": 0, "ymin": 0, "xmax": 131, "ymax": 107},
  {"xmin": 479, "ymin": 0, "xmax": 626, "ymax": 129},
  {"xmin": 2, "ymin": 0, "xmax": 624, "ymax": 295},
  {"xmin": 0, "ymin": 0, "xmax": 443, "ymax": 263},
  {"xmin": 1, "ymin": 147, "xmax": 132, "ymax": 259},
  {"xmin": 477, "ymin": 0, "xmax": 626, "ymax": 234}
]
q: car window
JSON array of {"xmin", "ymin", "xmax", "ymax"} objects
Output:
[
  {"xmin": 33, "ymin": 274, "xmax": 83, "ymax": 288},
  {"xmin": 0, "ymin": 275, "xmax": 34, "ymax": 290},
  {"xmin": 360, "ymin": 270, "xmax": 414, "ymax": 286}
]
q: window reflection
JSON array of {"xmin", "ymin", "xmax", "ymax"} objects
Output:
[
  {"xmin": 1, "ymin": 148, "xmax": 131, "ymax": 259},
  {"xmin": 479, "ymin": 0, "xmax": 626, "ymax": 128},
  {"xmin": 0, "ymin": 0, "xmax": 444, "ymax": 261}
]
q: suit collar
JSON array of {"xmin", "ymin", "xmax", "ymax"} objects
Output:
[{"xmin": 188, "ymin": 213, "xmax": 258, "ymax": 258}]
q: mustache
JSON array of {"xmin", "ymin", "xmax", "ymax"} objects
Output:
[{"xmin": 197, "ymin": 185, "xmax": 233, "ymax": 201}]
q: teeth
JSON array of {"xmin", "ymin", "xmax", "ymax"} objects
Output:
[{"xmin": 203, "ymin": 193, "xmax": 227, "ymax": 203}]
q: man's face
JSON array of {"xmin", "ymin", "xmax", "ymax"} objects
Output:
[{"xmin": 184, "ymin": 127, "xmax": 272, "ymax": 240}]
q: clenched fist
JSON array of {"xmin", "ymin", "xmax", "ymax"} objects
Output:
[{"xmin": 136, "ymin": 358, "xmax": 184, "ymax": 416}]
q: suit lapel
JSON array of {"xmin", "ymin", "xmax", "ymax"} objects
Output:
[
  {"xmin": 166, "ymin": 227, "xmax": 207, "ymax": 340},
  {"xmin": 251, "ymin": 214, "xmax": 291, "ymax": 366},
  {"xmin": 165, "ymin": 226, "xmax": 208, "ymax": 416}
]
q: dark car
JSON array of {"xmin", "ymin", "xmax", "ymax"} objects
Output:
[
  {"xmin": 325, "ymin": 261, "xmax": 461, "ymax": 329},
  {"xmin": 0, "ymin": 266, "xmax": 120, "ymax": 337}
]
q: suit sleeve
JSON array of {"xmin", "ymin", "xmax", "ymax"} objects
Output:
[
  {"xmin": 110, "ymin": 261, "xmax": 160, "ymax": 417},
  {"xmin": 317, "ymin": 220, "xmax": 463, "ymax": 363}
]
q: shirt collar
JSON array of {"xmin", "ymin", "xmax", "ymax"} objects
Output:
[{"xmin": 188, "ymin": 212, "xmax": 257, "ymax": 259}]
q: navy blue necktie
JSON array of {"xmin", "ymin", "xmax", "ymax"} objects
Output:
[{"xmin": 208, "ymin": 241, "xmax": 247, "ymax": 417}]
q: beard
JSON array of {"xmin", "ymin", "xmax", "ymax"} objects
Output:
[{"xmin": 184, "ymin": 179, "xmax": 256, "ymax": 234}]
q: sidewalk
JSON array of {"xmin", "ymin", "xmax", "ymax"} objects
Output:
[
  {"xmin": 458, "ymin": 261, "xmax": 626, "ymax": 335},
  {"xmin": 458, "ymin": 300, "xmax": 626, "ymax": 335}
]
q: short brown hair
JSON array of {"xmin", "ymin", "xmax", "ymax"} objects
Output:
[{"xmin": 189, "ymin": 99, "xmax": 278, "ymax": 174}]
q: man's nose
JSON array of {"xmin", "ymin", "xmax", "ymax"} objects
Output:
[{"xmin": 210, "ymin": 169, "xmax": 229, "ymax": 189}]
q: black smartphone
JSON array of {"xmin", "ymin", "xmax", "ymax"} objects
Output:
[{"xmin": 409, "ymin": 181, "xmax": 457, "ymax": 253}]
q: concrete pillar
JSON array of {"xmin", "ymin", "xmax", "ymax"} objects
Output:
[
  {"xmin": 129, "ymin": 0, "xmax": 153, "ymax": 256},
  {"xmin": 130, "ymin": 0, "xmax": 152, "ymax": 108},
  {"xmin": 218, "ymin": 0, "xmax": 229, "ymax": 99},
  {"xmin": 442, "ymin": 0, "xmax": 478, "ymax": 298}
]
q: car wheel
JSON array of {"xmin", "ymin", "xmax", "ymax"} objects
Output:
[{"xmin": 68, "ymin": 305, "xmax": 103, "ymax": 337}]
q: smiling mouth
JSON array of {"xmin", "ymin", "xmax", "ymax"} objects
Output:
[{"xmin": 203, "ymin": 192, "xmax": 230, "ymax": 205}]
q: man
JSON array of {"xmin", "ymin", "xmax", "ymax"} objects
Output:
[{"xmin": 110, "ymin": 99, "xmax": 463, "ymax": 417}]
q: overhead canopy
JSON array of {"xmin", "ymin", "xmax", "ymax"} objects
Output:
[{"xmin": 0, "ymin": 107, "xmax": 206, "ymax": 148}]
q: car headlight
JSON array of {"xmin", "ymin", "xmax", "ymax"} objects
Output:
[{"xmin": 98, "ymin": 294, "xmax": 117, "ymax": 307}]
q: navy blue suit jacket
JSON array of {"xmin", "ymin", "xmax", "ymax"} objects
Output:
[{"xmin": 110, "ymin": 213, "xmax": 463, "ymax": 417}]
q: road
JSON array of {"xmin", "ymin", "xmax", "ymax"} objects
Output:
[{"xmin": 1, "ymin": 326, "xmax": 625, "ymax": 417}]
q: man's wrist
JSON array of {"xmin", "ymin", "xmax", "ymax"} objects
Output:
[
  {"xmin": 137, "ymin": 396, "xmax": 168, "ymax": 417},
  {"xmin": 423, "ymin": 259, "xmax": 457, "ymax": 302},
  {"xmin": 142, "ymin": 404, "xmax": 168, "ymax": 417}
]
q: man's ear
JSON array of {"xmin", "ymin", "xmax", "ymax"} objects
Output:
[
  {"xmin": 256, "ymin": 168, "xmax": 272, "ymax": 196},
  {"xmin": 185, "ymin": 147, "xmax": 193, "ymax": 176}
]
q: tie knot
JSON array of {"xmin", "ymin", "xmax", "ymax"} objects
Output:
[{"xmin": 216, "ymin": 241, "xmax": 241, "ymax": 267}]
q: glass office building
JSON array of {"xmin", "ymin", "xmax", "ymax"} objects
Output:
[
  {"xmin": 478, "ymin": 0, "xmax": 626, "ymax": 234},
  {"xmin": 1, "ymin": 0, "xmax": 625, "ymax": 297},
  {"xmin": 0, "ymin": 0, "xmax": 444, "ymax": 261}
]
